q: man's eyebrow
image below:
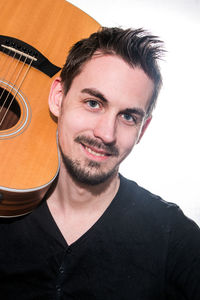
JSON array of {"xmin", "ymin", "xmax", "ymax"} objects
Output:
[
  {"xmin": 81, "ymin": 88, "xmax": 146, "ymax": 118},
  {"xmin": 121, "ymin": 108, "xmax": 146, "ymax": 119},
  {"xmin": 81, "ymin": 88, "xmax": 108, "ymax": 103}
]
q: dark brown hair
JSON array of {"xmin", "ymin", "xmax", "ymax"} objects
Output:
[{"xmin": 60, "ymin": 27, "xmax": 164, "ymax": 116}]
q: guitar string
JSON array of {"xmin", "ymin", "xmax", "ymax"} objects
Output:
[
  {"xmin": 0, "ymin": 48, "xmax": 18, "ymax": 103},
  {"xmin": 0, "ymin": 51, "xmax": 21, "ymax": 114},
  {"xmin": 0, "ymin": 55, "xmax": 34, "ymax": 127},
  {"xmin": 0, "ymin": 46, "xmax": 7, "ymax": 67},
  {"xmin": 0, "ymin": 45, "xmax": 7, "ymax": 65},
  {"xmin": 0, "ymin": 55, "xmax": 33, "ymax": 127}
]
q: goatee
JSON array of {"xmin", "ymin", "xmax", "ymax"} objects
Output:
[{"xmin": 59, "ymin": 135, "xmax": 119, "ymax": 185}]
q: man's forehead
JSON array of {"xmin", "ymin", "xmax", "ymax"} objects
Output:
[{"xmin": 65, "ymin": 53, "xmax": 154, "ymax": 115}]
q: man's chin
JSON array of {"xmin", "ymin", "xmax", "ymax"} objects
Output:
[
  {"xmin": 67, "ymin": 163, "xmax": 117, "ymax": 186},
  {"xmin": 59, "ymin": 145, "xmax": 118, "ymax": 185},
  {"xmin": 76, "ymin": 170, "xmax": 117, "ymax": 186}
]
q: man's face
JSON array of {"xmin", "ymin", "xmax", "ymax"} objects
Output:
[{"xmin": 50, "ymin": 54, "xmax": 154, "ymax": 185}]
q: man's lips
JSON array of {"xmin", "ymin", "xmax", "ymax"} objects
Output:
[
  {"xmin": 81, "ymin": 143, "xmax": 111, "ymax": 157},
  {"xmin": 74, "ymin": 135, "xmax": 119, "ymax": 157}
]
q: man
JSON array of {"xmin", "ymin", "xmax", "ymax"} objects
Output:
[{"xmin": 0, "ymin": 27, "xmax": 200, "ymax": 299}]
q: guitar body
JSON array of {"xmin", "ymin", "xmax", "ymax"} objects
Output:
[{"xmin": 0, "ymin": 0, "xmax": 100, "ymax": 216}]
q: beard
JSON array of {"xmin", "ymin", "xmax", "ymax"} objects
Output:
[{"xmin": 59, "ymin": 135, "xmax": 119, "ymax": 186}]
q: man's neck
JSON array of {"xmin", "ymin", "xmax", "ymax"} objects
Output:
[
  {"xmin": 46, "ymin": 168, "xmax": 120, "ymax": 245},
  {"xmin": 48, "ymin": 166, "xmax": 119, "ymax": 208}
]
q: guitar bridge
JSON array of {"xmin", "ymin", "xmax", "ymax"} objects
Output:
[{"xmin": 0, "ymin": 35, "xmax": 61, "ymax": 77}]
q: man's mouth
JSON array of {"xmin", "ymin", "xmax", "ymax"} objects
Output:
[
  {"xmin": 85, "ymin": 146, "xmax": 107, "ymax": 157},
  {"xmin": 83, "ymin": 144, "xmax": 111, "ymax": 158},
  {"xmin": 75, "ymin": 135, "xmax": 119, "ymax": 158}
]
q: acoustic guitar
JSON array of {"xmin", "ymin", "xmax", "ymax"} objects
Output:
[{"xmin": 0, "ymin": 0, "xmax": 100, "ymax": 217}]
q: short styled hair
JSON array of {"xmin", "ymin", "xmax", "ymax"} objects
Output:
[{"xmin": 60, "ymin": 27, "xmax": 164, "ymax": 116}]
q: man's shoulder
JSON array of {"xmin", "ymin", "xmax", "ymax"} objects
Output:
[
  {"xmin": 118, "ymin": 174, "xmax": 199, "ymax": 231},
  {"xmin": 0, "ymin": 199, "xmax": 47, "ymax": 230},
  {"xmin": 119, "ymin": 173, "xmax": 176, "ymax": 211}
]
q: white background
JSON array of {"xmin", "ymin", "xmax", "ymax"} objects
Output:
[{"xmin": 68, "ymin": 0, "xmax": 200, "ymax": 225}]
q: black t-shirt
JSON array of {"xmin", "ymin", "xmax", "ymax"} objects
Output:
[{"xmin": 0, "ymin": 175, "xmax": 200, "ymax": 299}]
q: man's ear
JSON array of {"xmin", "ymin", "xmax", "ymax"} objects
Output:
[
  {"xmin": 137, "ymin": 115, "xmax": 152, "ymax": 144},
  {"xmin": 48, "ymin": 77, "xmax": 64, "ymax": 117}
]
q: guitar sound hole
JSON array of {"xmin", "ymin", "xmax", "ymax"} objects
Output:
[{"xmin": 0, "ymin": 87, "xmax": 21, "ymax": 130}]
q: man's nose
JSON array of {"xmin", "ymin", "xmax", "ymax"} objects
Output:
[{"xmin": 93, "ymin": 113, "xmax": 117, "ymax": 145}]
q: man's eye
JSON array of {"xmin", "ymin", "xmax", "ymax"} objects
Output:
[
  {"xmin": 121, "ymin": 113, "xmax": 135, "ymax": 123},
  {"xmin": 87, "ymin": 100, "xmax": 100, "ymax": 109}
]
